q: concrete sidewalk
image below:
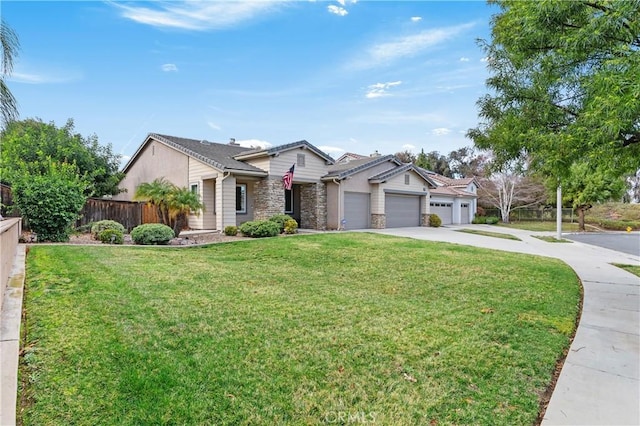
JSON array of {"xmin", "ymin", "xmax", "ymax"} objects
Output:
[{"xmin": 372, "ymin": 225, "xmax": 640, "ymax": 425}]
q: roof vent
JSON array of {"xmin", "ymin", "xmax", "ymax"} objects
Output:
[
  {"xmin": 229, "ymin": 138, "xmax": 239, "ymax": 146},
  {"xmin": 370, "ymin": 150, "xmax": 380, "ymax": 157}
]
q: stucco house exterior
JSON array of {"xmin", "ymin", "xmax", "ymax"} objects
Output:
[
  {"xmin": 424, "ymin": 173, "xmax": 479, "ymax": 225},
  {"xmin": 115, "ymin": 133, "xmax": 477, "ymax": 230}
]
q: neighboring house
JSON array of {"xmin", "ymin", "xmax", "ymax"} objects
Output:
[
  {"xmin": 423, "ymin": 172, "xmax": 479, "ymax": 225},
  {"xmin": 115, "ymin": 133, "xmax": 474, "ymax": 231}
]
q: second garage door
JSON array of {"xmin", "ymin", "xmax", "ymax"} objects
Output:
[
  {"xmin": 430, "ymin": 202, "xmax": 453, "ymax": 225},
  {"xmin": 385, "ymin": 194, "xmax": 420, "ymax": 228},
  {"xmin": 344, "ymin": 192, "xmax": 370, "ymax": 230}
]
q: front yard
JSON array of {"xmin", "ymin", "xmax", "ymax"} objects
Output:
[{"xmin": 20, "ymin": 233, "xmax": 580, "ymax": 425}]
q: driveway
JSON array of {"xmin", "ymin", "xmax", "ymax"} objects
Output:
[{"xmin": 564, "ymin": 232, "xmax": 640, "ymax": 256}]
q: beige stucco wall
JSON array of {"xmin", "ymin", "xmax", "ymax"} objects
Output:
[
  {"xmin": 114, "ymin": 140, "xmax": 188, "ymax": 200},
  {"xmin": 326, "ymin": 181, "xmax": 340, "ymax": 230},
  {"xmin": 339, "ymin": 162, "xmax": 393, "ymax": 193},
  {"xmin": 246, "ymin": 148, "xmax": 330, "ymax": 182}
]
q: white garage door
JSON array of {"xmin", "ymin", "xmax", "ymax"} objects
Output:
[
  {"xmin": 385, "ymin": 194, "xmax": 420, "ymax": 228},
  {"xmin": 344, "ymin": 192, "xmax": 370, "ymax": 230},
  {"xmin": 430, "ymin": 202, "xmax": 453, "ymax": 225},
  {"xmin": 461, "ymin": 203, "xmax": 470, "ymax": 224}
]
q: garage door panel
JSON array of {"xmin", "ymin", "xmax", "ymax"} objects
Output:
[
  {"xmin": 344, "ymin": 192, "xmax": 370, "ymax": 230},
  {"xmin": 461, "ymin": 203, "xmax": 470, "ymax": 224},
  {"xmin": 430, "ymin": 202, "xmax": 452, "ymax": 225},
  {"xmin": 386, "ymin": 194, "xmax": 420, "ymax": 228}
]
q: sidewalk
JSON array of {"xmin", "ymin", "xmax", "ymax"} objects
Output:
[{"xmin": 372, "ymin": 225, "xmax": 640, "ymax": 425}]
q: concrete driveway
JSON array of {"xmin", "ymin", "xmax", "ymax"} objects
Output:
[{"xmin": 564, "ymin": 232, "xmax": 640, "ymax": 256}]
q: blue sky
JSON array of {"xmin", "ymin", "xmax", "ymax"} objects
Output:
[{"xmin": 5, "ymin": 0, "xmax": 496, "ymax": 163}]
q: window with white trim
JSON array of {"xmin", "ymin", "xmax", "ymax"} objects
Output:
[
  {"xmin": 190, "ymin": 183, "xmax": 199, "ymax": 194},
  {"xmin": 236, "ymin": 184, "xmax": 246, "ymax": 213},
  {"xmin": 297, "ymin": 153, "xmax": 306, "ymax": 167}
]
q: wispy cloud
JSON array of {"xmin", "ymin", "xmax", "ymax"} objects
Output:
[
  {"xmin": 365, "ymin": 80, "xmax": 402, "ymax": 99},
  {"xmin": 349, "ymin": 22, "xmax": 475, "ymax": 70},
  {"xmin": 432, "ymin": 127, "xmax": 452, "ymax": 136},
  {"xmin": 410, "ymin": 16, "xmax": 422, "ymax": 22},
  {"xmin": 111, "ymin": 1, "xmax": 289, "ymax": 31},
  {"xmin": 459, "ymin": 57, "xmax": 470, "ymax": 62},
  {"xmin": 10, "ymin": 71, "xmax": 82, "ymax": 84},
  {"xmin": 161, "ymin": 63, "xmax": 178, "ymax": 72},
  {"xmin": 207, "ymin": 121, "xmax": 221, "ymax": 131},
  {"xmin": 327, "ymin": 5, "xmax": 348, "ymax": 16},
  {"xmin": 236, "ymin": 139, "xmax": 272, "ymax": 149},
  {"xmin": 318, "ymin": 145, "xmax": 346, "ymax": 155}
]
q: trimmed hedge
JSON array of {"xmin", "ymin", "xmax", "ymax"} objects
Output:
[
  {"xmin": 91, "ymin": 220, "xmax": 126, "ymax": 240},
  {"xmin": 284, "ymin": 218, "xmax": 298, "ymax": 234},
  {"xmin": 429, "ymin": 214, "xmax": 442, "ymax": 228},
  {"xmin": 224, "ymin": 226, "xmax": 238, "ymax": 236},
  {"xmin": 98, "ymin": 229, "xmax": 124, "ymax": 245},
  {"xmin": 239, "ymin": 220, "xmax": 280, "ymax": 238},
  {"xmin": 485, "ymin": 216, "xmax": 500, "ymax": 225},
  {"xmin": 131, "ymin": 223, "xmax": 174, "ymax": 245},
  {"xmin": 268, "ymin": 214, "xmax": 294, "ymax": 233}
]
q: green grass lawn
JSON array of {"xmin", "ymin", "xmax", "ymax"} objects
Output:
[
  {"xmin": 612, "ymin": 264, "xmax": 640, "ymax": 277},
  {"xmin": 20, "ymin": 233, "xmax": 580, "ymax": 425},
  {"xmin": 532, "ymin": 236, "xmax": 573, "ymax": 243},
  {"xmin": 498, "ymin": 222, "xmax": 581, "ymax": 232},
  {"xmin": 456, "ymin": 229, "xmax": 522, "ymax": 241}
]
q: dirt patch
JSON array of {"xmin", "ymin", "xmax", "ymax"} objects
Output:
[{"xmin": 21, "ymin": 231, "xmax": 248, "ymax": 246}]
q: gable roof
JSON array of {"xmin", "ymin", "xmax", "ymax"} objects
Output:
[
  {"xmin": 322, "ymin": 154, "xmax": 400, "ymax": 180},
  {"xmin": 369, "ymin": 163, "xmax": 438, "ymax": 187},
  {"xmin": 426, "ymin": 172, "xmax": 479, "ymax": 188},
  {"xmin": 122, "ymin": 133, "xmax": 268, "ymax": 175},
  {"xmin": 233, "ymin": 140, "xmax": 334, "ymax": 164},
  {"xmin": 335, "ymin": 152, "xmax": 368, "ymax": 164}
]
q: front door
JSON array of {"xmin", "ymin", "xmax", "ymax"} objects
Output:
[{"xmin": 285, "ymin": 185, "xmax": 301, "ymax": 224}]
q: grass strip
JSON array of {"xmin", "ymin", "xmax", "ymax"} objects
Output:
[
  {"xmin": 532, "ymin": 236, "xmax": 573, "ymax": 243},
  {"xmin": 612, "ymin": 263, "xmax": 640, "ymax": 277},
  {"xmin": 20, "ymin": 233, "xmax": 580, "ymax": 425},
  {"xmin": 456, "ymin": 229, "xmax": 522, "ymax": 241}
]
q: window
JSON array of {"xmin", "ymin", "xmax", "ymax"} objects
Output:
[
  {"xmin": 285, "ymin": 188, "xmax": 293, "ymax": 214},
  {"xmin": 297, "ymin": 153, "xmax": 306, "ymax": 167},
  {"xmin": 404, "ymin": 174, "xmax": 410, "ymax": 185},
  {"xmin": 236, "ymin": 184, "xmax": 246, "ymax": 213},
  {"xmin": 190, "ymin": 183, "xmax": 199, "ymax": 194}
]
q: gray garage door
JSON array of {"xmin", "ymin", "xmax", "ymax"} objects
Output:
[
  {"xmin": 461, "ymin": 203, "xmax": 470, "ymax": 224},
  {"xmin": 385, "ymin": 194, "xmax": 420, "ymax": 228},
  {"xmin": 344, "ymin": 192, "xmax": 370, "ymax": 230},
  {"xmin": 430, "ymin": 202, "xmax": 453, "ymax": 225}
]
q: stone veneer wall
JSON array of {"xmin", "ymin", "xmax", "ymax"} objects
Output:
[
  {"xmin": 300, "ymin": 183, "xmax": 327, "ymax": 230},
  {"xmin": 253, "ymin": 178, "xmax": 285, "ymax": 220},
  {"xmin": 371, "ymin": 214, "xmax": 386, "ymax": 229},
  {"xmin": 422, "ymin": 213, "xmax": 431, "ymax": 226}
]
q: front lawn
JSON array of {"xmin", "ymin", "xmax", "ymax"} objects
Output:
[
  {"xmin": 20, "ymin": 233, "xmax": 580, "ymax": 425},
  {"xmin": 498, "ymin": 222, "xmax": 581, "ymax": 232},
  {"xmin": 456, "ymin": 229, "xmax": 522, "ymax": 241}
]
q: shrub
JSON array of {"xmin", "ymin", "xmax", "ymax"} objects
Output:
[
  {"xmin": 472, "ymin": 216, "xmax": 487, "ymax": 224},
  {"xmin": 98, "ymin": 229, "xmax": 124, "ymax": 244},
  {"xmin": 131, "ymin": 223, "xmax": 174, "ymax": 245},
  {"xmin": 268, "ymin": 214, "xmax": 294, "ymax": 233},
  {"xmin": 284, "ymin": 218, "xmax": 298, "ymax": 234},
  {"xmin": 239, "ymin": 220, "xmax": 280, "ymax": 238},
  {"xmin": 91, "ymin": 220, "xmax": 126, "ymax": 240},
  {"xmin": 485, "ymin": 216, "xmax": 500, "ymax": 225},
  {"xmin": 429, "ymin": 214, "xmax": 442, "ymax": 227},
  {"xmin": 224, "ymin": 225, "xmax": 238, "ymax": 236}
]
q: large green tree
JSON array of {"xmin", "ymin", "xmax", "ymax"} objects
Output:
[
  {"xmin": 1, "ymin": 19, "xmax": 20, "ymax": 127},
  {"xmin": 0, "ymin": 118, "xmax": 123, "ymax": 196},
  {"xmin": 468, "ymin": 0, "xmax": 640, "ymax": 178}
]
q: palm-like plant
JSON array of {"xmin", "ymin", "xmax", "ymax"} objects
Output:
[
  {"xmin": 1, "ymin": 19, "xmax": 20, "ymax": 128},
  {"xmin": 134, "ymin": 178, "xmax": 204, "ymax": 237}
]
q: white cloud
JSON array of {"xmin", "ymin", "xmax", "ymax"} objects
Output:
[
  {"xmin": 111, "ymin": 1, "xmax": 288, "ymax": 31},
  {"xmin": 365, "ymin": 80, "xmax": 402, "ymax": 99},
  {"xmin": 481, "ymin": 57, "xmax": 489, "ymax": 62},
  {"xmin": 327, "ymin": 5, "xmax": 348, "ymax": 16},
  {"xmin": 207, "ymin": 121, "xmax": 221, "ymax": 131},
  {"xmin": 411, "ymin": 16, "xmax": 422, "ymax": 22},
  {"xmin": 402, "ymin": 144, "xmax": 416, "ymax": 151},
  {"xmin": 318, "ymin": 145, "xmax": 346, "ymax": 155},
  {"xmin": 10, "ymin": 70, "xmax": 82, "ymax": 84},
  {"xmin": 432, "ymin": 127, "xmax": 452, "ymax": 136},
  {"xmin": 459, "ymin": 57, "xmax": 470, "ymax": 62},
  {"xmin": 350, "ymin": 22, "xmax": 475, "ymax": 69},
  {"xmin": 161, "ymin": 63, "xmax": 178, "ymax": 72},
  {"xmin": 236, "ymin": 139, "xmax": 272, "ymax": 149}
]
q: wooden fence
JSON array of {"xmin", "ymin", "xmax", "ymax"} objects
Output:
[{"xmin": 76, "ymin": 198, "xmax": 160, "ymax": 232}]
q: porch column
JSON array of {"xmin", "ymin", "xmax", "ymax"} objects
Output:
[
  {"xmin": 253, "ymin": 178, "xmax": 285, "ymax": 220},
  {"xmin": 421, "ymin": 193, "xmax": 430, "ymax": 226},
  {"xmin": 216, "ymin": 174, "xmax": 236, "ymax": 230},
  {"xmin": 300, "ymin": 182, "xmax": 327, "ymax": 230},
  {"xmin": 370, "ymin": 185, "xmax": 385, "ymax": 229}
]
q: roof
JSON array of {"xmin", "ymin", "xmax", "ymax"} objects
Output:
[
  {"xmin": 426, "ymin": 172, "xmax": 478, "ymax": 188},
  {"xmin": 335, "ymin": 152, "xmax": 368, "ymax": 164},
  {"xmin": 369, "ymin": 163, "xmax": 438, "ymax": 187},
  {"xmin": 322, "ymin": 155, "xmax": 400, "ymax": 180},
  {"xmin": 233, "ymin": 140, "xmax": 335, "ymax": 164},
  {"xmin": 122, "ymin": 133, "xmax": 269, "ymax": 175},
  {"xmin": 431, "ymin": 186, "xmax": 476, "ymax": 197}
]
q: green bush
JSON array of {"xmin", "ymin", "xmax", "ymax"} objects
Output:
[
  {"xmin": 131, "ymin": 223, "xmax": 174, "ymax": 245},
  {"xmin": 91, "ymin": 220, "xmax": 126, "ymax": 240},
  {"xmin": 11, "ymin": 162, "xmax": 87, "ymax": 242},
  {"xmin": 472, "ymin": 216, "xmax": 487, "ymax": 224},
  {"xmin": 268, "ymin": 214, "xmax": 294, "ymax": 233},
  {"xmin": 429, "ymin": 214, "xmax": 442, "ymax": 228},
  {"xmin": 284, "ymin": 218, "xmax": 298, "ymax": 234},
  {"xmin": 224, "ymin": 225, "xmax": 238, "ymax": 236},
  {"xmin": 485, "ymin": 216, "xmax": 500, "ymax": 225},
  {"xmin": 239, "ymin": 220, "xmax": 280, "ymax": 238},
  {"xmin": 98, "ymin": 229, "xmax": 124, "ymax": 244},
  {"xmin": 595, "ymin": 219, "xmax": 640, "ymax": 231}
]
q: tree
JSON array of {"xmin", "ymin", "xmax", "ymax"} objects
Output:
[
  {"xmin": 447, "ymin": 147, "xmax": 489, "ymax": 178},
  {"xmin": 394, "ymin": 150, "xmax": 416, "ymax": 164},
  {"xmin": 558, "ymin": 162, "xmax": 626, "ymax": 231},
  {"xmin": 0, "ymin": 118, "xmax": 123, "ymax": 196},
  {"xmin": 625, "ymin": 169, "xmax": 640, "ymax": 203},
  {"xmin": 479, "ymin": 162, "xmax": 547, "ymax": 223},
  {"xmin": 12, "ymin": 162, "xmax": 88, "ymax": 242},
  {"xmin": 1, "ymin": 20, "xmax": 20, "ymax": 128},
  {"xmin": 134, "ymin": 178, "xmax": 204, "ymax": 237},
  {"xmin": 415, "ymin": 149, "xmax": 453, "ymax": 177},
  {"xmin": 468, "ymin": 1, "xmax": 640, "ymax": 179}
]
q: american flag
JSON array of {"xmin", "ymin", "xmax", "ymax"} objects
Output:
[{"xmin": 282, "ymin": 164, "xmax": 295, "ymax": 190}]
